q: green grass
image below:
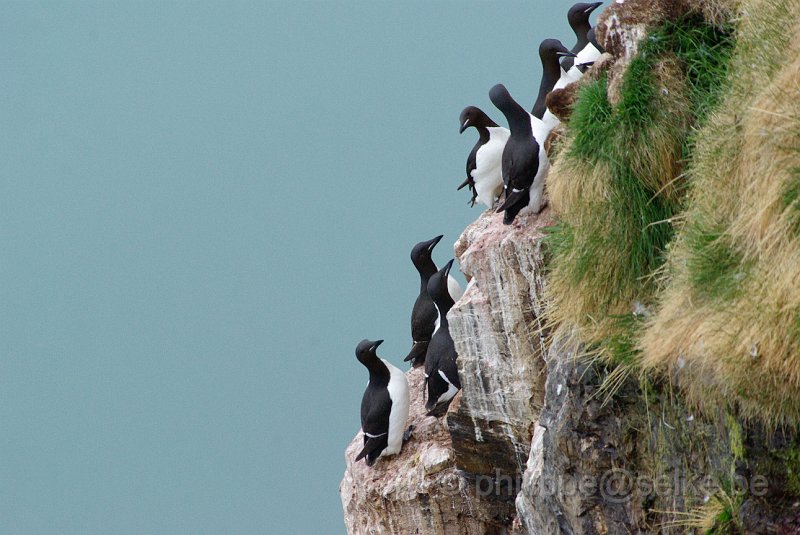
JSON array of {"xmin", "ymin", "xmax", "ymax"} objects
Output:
[
  {"xmin": 794, "ymin": 309, "xmax": 800, "ymax": 340},
  {"xmin": 605, "ymin": 313, "xmax": 647, "ymax": 366},
  {"xmin": 781, "ymin": 169, "xmax": 800, "ymax": 234},
  {"xmin": 777, "ymin": 448, "xmax": 800, "ymax": 496},
  {"xmin": 704, "ymin": 506, "xmax": 734, "ymax": 535},
  {"xmin": 561, "ymin": 72, "xmax": 679, "ymax": 299},
  {"xmin": 644, "ymin": 18, "xmax": 734, "ymax": 122},
  {"xmin": 546, "ymin": 16, "xmax": 734, "ymax": 366},
  {"xmin": 685, "ymin": 221, "xmax": 751, "ymax": 302},
  {"xmin": 569, "ymin": 73, "xmax": 614, "ymax": 163}
]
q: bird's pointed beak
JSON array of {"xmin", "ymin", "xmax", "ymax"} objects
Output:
[
  {"xmin": 459, "ymin": 120, "xmax": 469, "ymax": 134},
  {"xmin": 371, "ymin": 340, "xmax": 384, "ymax": 351},
  {"xmin": 444, "ymin": 258, "xmax": 455, "ymax": 277},
  {"xmin": 428, "ymin": 234, "xmax": 444, "ymax": 250},
  {"xmin": 557, "ymin": 50, "xmax": 578, "ymax": 58},
  {"xmin": 586, "ymin": 1, "xmax": 603, "ymax": 14}
]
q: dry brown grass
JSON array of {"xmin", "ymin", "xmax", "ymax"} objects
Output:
[{"xmin": 640, "ymin": 0, "xmax": 800, "ymax": 427}]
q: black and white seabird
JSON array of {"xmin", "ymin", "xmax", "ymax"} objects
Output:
[
  {"xmin": 490, "ymin": 83, "xmax": 551, "ymax": 224},
  {"xmin": 458, "ymin": 106, "xmax": 510, "ymax": 208},
  {"xmin": 405, "ymin": 236, "xmax": 464, "ymax": 367},
  {"xmin": 424, "ymin": 260, "xmax": 461, "ymax": 417},
  {"xmin": 546, "ymin": 39, "xmax": 583, "ymax": 109},
  {"xmin": 533, "ymin": 39, "xmax": 580, "ymax": 131},
  {"xmin": 574, "ymin": 27, "xmax": 604, "ymax": 70},
  {"xmin": 354, "ymin": 339, "xmax": 410, "ymax": 466},
  {"xmin": 562, "ymin": 2, "xmax": 603, "ymax": 72}
]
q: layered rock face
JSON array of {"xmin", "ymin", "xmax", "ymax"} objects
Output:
[
  {"xmin": 447, "ymin": 209, "xmax": 552, "ymax": 488},
  {"xmin": 341, "ymin": 366, "xmax": 518, "ymax": 535},
  {"xmin": 340, "ymin": 208, "xmax": 554, "ymax": 535},
  {"xmin": 515, "ymin": 330, "xmax": 732, "ymax": 534}
]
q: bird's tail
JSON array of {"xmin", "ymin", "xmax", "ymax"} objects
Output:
[
  {"xmin": 496, "ymin": 188, "xmax": 527, "ymax": 213},
  {"xmin": 355, "ymin": 436, "xmax": 384, "ymax": 466},
  {"xmin": 425, "ymin": 398, "xmax": 454, "ymax": 418},
  {"xmin": 404, "ymin": 341, "xmax": 429, "ymax": 366}
]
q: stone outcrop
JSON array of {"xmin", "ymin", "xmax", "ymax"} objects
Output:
[
  {"xmin": 447, "ymin": 208, "xmax": 552, "ymax": 487},
  {"xmin": 341, "ymin": 367, "xmax": 516, "ymax": 535},
  {"xmin": 341, "ymin": 208, "xmax": 553, "ymax": 534},
  {"xmin": 514, "ymin": 330, "xmax": 728, "ymax": 534}
]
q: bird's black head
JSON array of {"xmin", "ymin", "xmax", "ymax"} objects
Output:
[
  {"xmin": 568, "ymin": 2, "xmax": 602, "ymax": 27},
  {"xmin": 410, "ymin": 234, "xmax": 443, "ymax": 272},
  {"xmin": 488, "ymin": 83, "xmax": 512, "ymax": 111},
  {"xmin": 459, "ymin": 106, "xmax": 485, "ymax": 134},
  {"xmin": 355, "ymin": 339, "xmax": 383, "ymax": 366},
  {"xmin": 427, "ymin": 259, "xmax": 456, "ymax": 310},
  {"xmin": 539, "ymin": 38, "xmax": 577, "ymax": 62}
]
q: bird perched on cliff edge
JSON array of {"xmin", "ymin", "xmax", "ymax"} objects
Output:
[
  {"xmin": 533, "ymin": 39, "xmax": 580, "ymax": 131},
  {"xmin": 458, "ymin": 106, "xmax": 510, "ymax": 208},
  {"xmin": 405, "ymin": 236, "xmax": 464, "ymax": 367},
  {"xmin": 355, "ymin": 339, "xmax": 410, "ymax": 467},
  {"xmin": 562, "ymin": 2, "xmax": 603, "ymax": 72},
  {"xmin": 491, "ymin": 83, "xmax": 553, "ymax": 224},
  {"xmin": 424, "ymin": 260, "xmax": 461, "ymax": 417},
  {"xmin": 574, "ymin": 27, "xmax": 604, "ymax": 71}
]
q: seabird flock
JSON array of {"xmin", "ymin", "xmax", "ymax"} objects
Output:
[{"xmin": 355, "ymin": 2, "xmax": 604, "ymax": 467}]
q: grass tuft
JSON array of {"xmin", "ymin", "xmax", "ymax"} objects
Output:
[
  {"xmin": 640, "ymin": 0, "xmax": 800, "ymax": 427},
  {"xmin": 780, "ymin": 169, "xmax": 800, "ymax": 234},
  {"xmin": 685, "ymin": 221, "xmax": 750, "ymax": 302},
  {"xmin": 546, "ymin": 15, "xmax": 735, "ymax": 367}
]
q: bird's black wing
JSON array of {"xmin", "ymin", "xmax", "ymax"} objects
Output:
[
  {"xmin": 509, "ymin": 140, "xmax": 539, "ymax": 191},
  {"xmin": 356, "ymin": 385, "xmax": 392, "ymax": 465},
  {"xmin": 355, "ymin": 434, "xmax": 389, "ymax": 466},
  {"xmin": 425, "ymin": 328, "xmax": 461, "ymax": 415},
  {"xmin": 439, "ymin": 339, "xmax": 461, "ymax": 390},
  {"xmin": 410, "ymin": 292, "xmax": 437, "ymax": 343}
]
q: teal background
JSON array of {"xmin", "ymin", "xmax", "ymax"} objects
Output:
[{"xmin": 1, "ymin": 1, "xmax": 584, "ymax": 533}]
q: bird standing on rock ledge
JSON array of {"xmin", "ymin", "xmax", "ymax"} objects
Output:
[
  {"xmin": 355, "ymin": 339, "xmax": 410, "ymax": 467},
  {"xmin": 491, "ymin": 83, "xmax": 556, "ymax": 224},
  {"xmin": 424, "ymin": 260, "xmax": 462, "ymax": 417},
  {"xmin": 405, "ymin": 236, "xmax": 463, "ymax": 367},
  {"xmin": 562, "ymin": 2, "xmax": 604, "ymax": 72},
  {"xmin": 458, "ymin": 106, "xmax": 510, "ymax": 209}
]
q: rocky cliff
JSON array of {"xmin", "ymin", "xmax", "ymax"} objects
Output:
[
  {"xmin": 341, "ymin": 1, "xmax": 800, "ymax": 533},
  {"xmin": 341, "ymin": 208, "xmax": 553, "ymax": 535}
]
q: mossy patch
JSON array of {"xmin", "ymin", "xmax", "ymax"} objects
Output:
[
  {"xmin": 726, "ymin": 414, "xmax": 744, "ymax": 462},
  {"xmin": 777, "ymin": 448, "xmax": 800, "ymax": 496}
]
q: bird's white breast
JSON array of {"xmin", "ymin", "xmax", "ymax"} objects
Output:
[
  {"xmin": 558, "ymin": 64, "xmax": 584, "ymax": 90},
  {"xmin": 472, "ymin": 127, "xmax": 509, "ymax": 208},
  {"xmin": 381, "ymin": 359, "xmax": 409, "ymax": 457},
  {"xmin": 529, "ymin": 114, "xmax": 552, "ymax": 145},
  {"xmin": 436, "ymin": 370, "xmax": 460, "ymax": 404},
  {"xmin": 447, "ymin": 275, "xmax": 463, "ymax": 302},
  {"xmin": 575, "ymin": 42, "xmax": 602, "ymax": 68}
]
